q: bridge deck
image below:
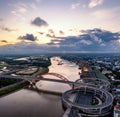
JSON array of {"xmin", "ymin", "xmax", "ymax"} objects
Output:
[{"xmin": 39, "ymin": 77, "xmax": 73, "ymax": 84}]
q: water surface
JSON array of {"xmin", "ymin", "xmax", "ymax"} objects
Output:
[{"xmin": 0, "ymin": 89, "xmax": 64, "ymax": 117}]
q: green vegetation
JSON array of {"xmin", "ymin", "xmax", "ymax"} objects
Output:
[
  {"xmin": 31, "ymin": 67, "xmax": 49, "ymax": 77},
  {"xmin": 16, "ymin": 67, "xmax": 39, "ymax": 75},
  {"xmin": 0, "ymin": 56, "xmax": 51, "ymax": 71},
  {"xmin": 15, "ymin": 67, "xmax": 49, "ymax": 76},
  {"xmin": 0, "ymin": 79, "xmax": 22, "ymax": 88},
  {"xmin": 0, "ymin": 67, "xmax": 49, "ymax": 96},
  {"xmin": 39, "ymin": 67, "xmax": 49, "ymax": 75},
  {"xmin": 0, "ymin": 56, "xmax": 51, "ymax": 67},
  {"xmin": 0, "ymin": 55, "xmax": 50, "ymax": 96},
  {"xmin": 0, "ymin": 81, "xmax": 29, "ymax": 96}
]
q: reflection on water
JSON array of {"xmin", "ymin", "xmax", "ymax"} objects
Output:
[
  {"xmin": 0, "ymin": 88, "xmax": 64, "ymax": 117},
  {"xmin": 36, "ymin": 57, "xmax": 80, "ymax": 93},
  {"xmin": 0, "ymin": 57, "xmax": 80, "ymax": 117}
]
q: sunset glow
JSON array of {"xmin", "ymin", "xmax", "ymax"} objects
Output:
[{"xmin": 0, "ymin": 0, "xmax": 120, "ymax": 54}]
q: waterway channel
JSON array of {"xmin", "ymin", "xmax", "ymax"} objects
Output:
[{"xmin": 0, "ymin": 57, "xmax": 80, "ymax": 117}]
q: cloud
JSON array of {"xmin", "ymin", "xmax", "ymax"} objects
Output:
[
  {"xmin": 91, "ymin": 7, "xmax": 120, "ymax": 22},
  {"xmin": 47, "ymin": 28, "xmax": 120, "ymax": 52},
  {"xmin": 31, "ymin": 17, "xmax": 48, "ymax": 27},
  {"xmin": 18, "ymin": 34, "xmax": 38, "ymax": 41},
  {"xmin": 48, "ymin": 29, "xmax": 54, "ymax": 34},
  {"xmin": 59, "ymin": 30, "xmax": 64, "ymax": 35},
  {"xmin": 46, "ymin": 34, "xmax": 65, "ymax": 39},
  {"xmin": 30, "ymin": 3, "xmax": 38, "ymax": 10},
  {"xmin": 91, "ymin": 9, "xmax": 114, "ymax": 20},
  {"xmin": 89, "ymin": 0, "xmax": 103, "ymax": 8},
  {"xmin": 11, "ymin": 2, "xmax": 27, "ymax": 16},
  {"xmin": 49, "ymin": 36, "xmax": 92, "ymax": 48},
  {"xmin": 0, "ymin": 26, "xmax": 17, "ymax": 32},
  {"xmin": 79, "ymin": 40, "xmax": 92, "ymax": 45},
  {"xmin": 38, "ymin": 32, "xmax": 44, "ymax": 35},
  {"xmin": 80, "ymin": 28, "xmax": 120, "ymax": 42},
  {"xmin": 46, "ymin": 34, "xmax": 55, "ymax": 38},
  {"xmin": 0, "ymin": 41, "xmax": 61, "ymax": 55},
  {"xmin": 19, "ymin": 8, "xmax": 27, "ymax": 14},
  {"xmin": 0, "ymin": 28, "xmax": 120, "ymax": 54},
  {"xmin": 0, "ymin": 40, "xmax": 8, "ymax": 43},
  {"xmin": 71, "ymin": 3, "xmax": 80, "ymax": 9}
]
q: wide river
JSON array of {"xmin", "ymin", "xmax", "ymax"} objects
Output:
[{"xmin": 0, "ymin": 57, "xmax": 80, "ymax": 117}]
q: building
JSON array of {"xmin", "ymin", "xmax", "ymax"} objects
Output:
[{"xmin": 114, "ymin": 103, "xmax": 120, "ymax": 117}]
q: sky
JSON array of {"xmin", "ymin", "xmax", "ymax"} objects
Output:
[{"xmin": 0, "ymin": 0, "xmax": 120, "ymax": 54}]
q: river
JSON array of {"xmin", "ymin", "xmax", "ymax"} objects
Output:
[
  {"xmin": 0, "ymin": 57, "xmax": 80, "ymax": 117},
  {"xmin": 0, "ymin": 89, "xmax": 63, "ymax": 117}
]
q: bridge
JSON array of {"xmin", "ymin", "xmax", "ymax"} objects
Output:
[
  {"xmin": 0, "ymin": 72, "xmax": 113, "ymax": 116},
  {"xmin": 0, "ymin": 72, "xmax": 111, "ymax": 90},
  {"xmin": 38, "ymin": 77, "xmax": 73, "ymax": 84},
  {"xmin": 37, "ymin": 72, "xmax": 69, "ymax": 82},
  {"xmin": 0, "ymin": 72, "xmax": 69, "ymax": 80},
  {"xmin": 0, "ymin": 72, "xmax": 71, "ymax": 85},
  {"xmin": 62, "ymin": 86, "xmax": 113, "ymax": 117}
]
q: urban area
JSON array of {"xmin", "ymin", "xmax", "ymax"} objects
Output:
[{"xmin": 0, "ymin": 53, "xmax": 120, "ymax": 117}]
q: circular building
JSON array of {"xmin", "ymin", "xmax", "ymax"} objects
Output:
[
  {"xmin": 74, "ymin": 78, "xmax": 111, "ymax": 91},
  {"xmin": 62, "ymin": 86, "xmax": 113, "ymax": 116}
]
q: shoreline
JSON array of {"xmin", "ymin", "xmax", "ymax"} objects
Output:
[
  {"xmin": 0, "ymin": 67, "xmax": 49, "ymax": 97},
  {"xmin": 0, "ymin": 80, "xmax": 29, "ymax": 97}
]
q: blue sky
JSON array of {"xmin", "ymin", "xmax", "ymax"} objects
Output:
[{"xmin": 0, "ymin": 0, "xmax": 120, "ymax": 54}]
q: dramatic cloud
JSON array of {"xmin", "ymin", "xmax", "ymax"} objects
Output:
[
  {"xmin": 71, "ymin": 3, "xmax": 80, "ymax": 9},
  {"xmin": 89, "ymin": 0, "xmax": 103, "ymax": 8},
  {"xmin": 0, "ymin": 28, "xmax": 120, "ymax": 54},
  {"xmin": 48, "ymin": 36, "xmax": 89, "ymax": 47},
  {"xmin": 31, "ymin": 17, "xmax": 48, "ymax": 27},
  {"xmin": 47, "ymin": 28, "xmax": 120, "ymax": 52},
  {"xmin": 18, "ymin": 34, "xmax": 38, "ymax": 41},
  {"xmin": 0, "ymin": 27, "xmax": 17, "ymax": 32}
]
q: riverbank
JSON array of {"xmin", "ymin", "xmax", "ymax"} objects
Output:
[
  {"xmin": 0, "ymin": 67, "xmax": 49, "ymax": 97},
  {"xmin": 0, "ymin": 57, "xmax": 80, "ymax": 117},
  {"xmin": 0, "ymin": 80, "xmax": 29, "ymax": 97},
  {"xmin": 36, "ymin": 57, "xmax": 80, "ymax": 94}
]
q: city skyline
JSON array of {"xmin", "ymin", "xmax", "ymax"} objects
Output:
[{"xmin": 0, "ymin": 0, "xmax": 120, "ymax": 54}]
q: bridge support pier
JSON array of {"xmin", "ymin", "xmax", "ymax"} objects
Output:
[{"xmin": 29, "ymin": 81, "xmax": 36, "ymax": 88}]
